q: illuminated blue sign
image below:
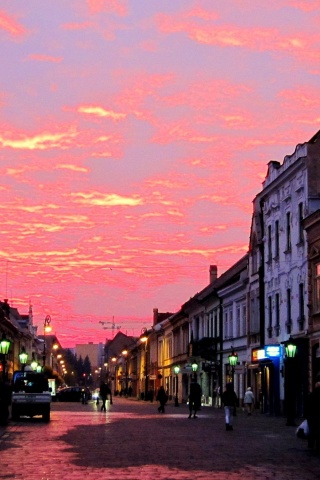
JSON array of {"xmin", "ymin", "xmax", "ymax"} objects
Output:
[{"xmin": 265, "ymin": 345, "xmax": 281, "ymax": 358}]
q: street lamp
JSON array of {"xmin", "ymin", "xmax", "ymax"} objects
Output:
[
  {"xmin": 0, "ymin": 332, "xmax": 11, "ymax": 381},
  {"xmin": 140, "ymin": 330, "xmax": 148, "ymax": 401},
  {"xmin": 228, "ymin": 348, "xmax": 238, "ymax": 386},
  {"xmin": 173, "ymin": 365, "xmax": 180, "ymax": 407},
  {"xmin": 121, "ymin": 349, "xmax": 128, "ymax": 395},
  {"xmin": 19, "ymin": 347, "xmax": 29, "ymax": 372},
  {"xmin": 43, "ymin": 315, "xmax": 52, "ymax": 366},
  {"xmin": 284, "ymin": 338, "xmax": 297, "ymax": 426},
  {"xmin": 191, "ymin": 362, "xmax": 198, "ymax": 381}
]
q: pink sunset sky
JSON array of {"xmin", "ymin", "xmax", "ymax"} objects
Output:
[{"xmin": 1, "ymin": 0, "xmax": 319, "ymax": 347}]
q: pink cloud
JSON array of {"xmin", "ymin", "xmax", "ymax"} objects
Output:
[
  {"xmin": 155, "ymin": 10, "xmax": 319, "ymax": 64},
  {"xmin": 26, "ymin": 54, "xmax": 63, "ymax": 63},
  {"xmin": 61, "ymin": 21, "xmax": 94, "ymax": 31},
  {"xmin": 86, "ymin": 0, "xmax": 128, "ymax": 16},
  {"xmin": 0, "ymin": 9, "xmax": 26, "ymax": 37}
]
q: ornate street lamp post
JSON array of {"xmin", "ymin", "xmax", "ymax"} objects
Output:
[
  {"xmin": 284, "ymin": 338, "xmax": 297, "ymax": 426},
  {"xmin": 43, "ymin": 315, "xmax": 52, "ymax": 367},
  {"xmin": 228, "ymin": 348, "xmax": 238, "ymax": 387},
  {"xmin": 0, "ymin": 333, "xmax": 11, "ymax": 381},
  {"xmin": 121, "ymin": 349, "xmax": 128, "ymax": 395},
  {"xmin": 140, "ymin": 330, "xmax": 148, "ymax": 401},
  {"xmin": 191, "ymin": 362, "xmax": 198, "ymax": 381},
  {"xmin": 173, "ymin": 365, "xmax": 180, "ymax": 407}
]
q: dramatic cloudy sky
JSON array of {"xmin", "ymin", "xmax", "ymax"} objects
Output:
[{"xmin": 1, "ymin": 0, "xmax": 319, "ymax": 347}]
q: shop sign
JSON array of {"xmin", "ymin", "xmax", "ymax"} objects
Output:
[
  {"xmin": 265, "ymin": 345, "xmax": 281, "ymax": 358},
  {"xmin": 252, "ymin": 348, "xmax": 266, "ymax": 362},
  {"xmin": 252, "ymin": 345, "xmax": 281, "ymax": 363},
  {"xmin": 234, "ymin": 365, "xmax": 245, "ymax": 374}
]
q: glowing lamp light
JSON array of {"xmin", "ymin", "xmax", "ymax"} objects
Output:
[
  {"xmin": 285, "ymin": 342, "xmax": 297, "ymax": 358},
  {"xmin": 0, "ymin": 333, "xmax": 11, "ymax": 355},
  {"xmin": 31, "ymin": 360, "xmax": 38, "ymax": 371},
  {"xmin": 228, "ymin": 350, "xmax": 238, "ymax": 367},
  {"xmin": 191, "ymin": 362, "xmax": 198, "ymax": 372},
  {"xmin": 19, "ymin": 347, "xmax": 29, "ymax": 366},
  {"xmin": 174, "ymin": 365, "xmax": 180, "ymax": 375}
]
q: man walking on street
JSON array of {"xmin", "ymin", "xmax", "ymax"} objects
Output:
[
  {"xmin": 188, "ymin": 379, "xmax": 202, "ymax": 419},
  {"xmin": 222, "ymin": 382, "xmax": 238, "ymax": 431},
  {"xmin": 99, "ymin": 381, "xmax": 109, "ymax": 412}
]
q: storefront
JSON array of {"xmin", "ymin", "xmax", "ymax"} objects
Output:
[{"xmin": 250, "ymin": 345, "xmax": 282, "ymax": 415}]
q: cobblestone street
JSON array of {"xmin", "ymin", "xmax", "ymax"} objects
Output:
[{"xmin": 0, "ymin": 397, "xmax": 319, "ymax": 480}]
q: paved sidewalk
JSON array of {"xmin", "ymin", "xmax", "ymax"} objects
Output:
[{"xmin": 0, "ymin": 397, "xmax": 319, "ymax": 480}]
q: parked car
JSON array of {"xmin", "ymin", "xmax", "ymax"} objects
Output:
[{"xmin": 56, "ymin": 386, "xmax": 91, "ymax": 402}]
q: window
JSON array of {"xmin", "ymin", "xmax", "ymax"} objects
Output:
[
  {"xmin": 315, "ymin": 264, "xmax": 320, "ymax": 313},
  {"xmin": 165, "ymin": 336, "xmax": 173, "ymax": 358},
  {"xmin": 286, "ymin": 212, "xmax": 291, "ymax": 252},
  {"xmin": 252, "ymin": 248, "xmax": 258, "ymax": 273},
  {"xmin": 229, "ymin": 309, "xmax": 233, "ymax": 338},
  {"xmin": 224, "ymin": 311, "xmax": 228, "ymax": 338},
  {"xmin": 194, "ymin": 317, "xmax": 199, "ymax": 341},
  {"xmin": 274, "ymin": 220, "xmax": 279, "ymax": 258},
  {"xmin": 298, "ymin": 283, "xmax": 304, "ymax": 330},
  {"xmin": 158, "ymin": 340, "xmax": 163, "ymax": 366},
  {"xmin": 267, "ymin": 296, "xmax": 272, "ymax": 338},
  {"xmin": 267, "ymin": 225, "xmax": 272, "ymax": 262},
  {"xmin": 242, "ymin": 304, "xmax": 247, "ymax": 336},
  {"xmin": 214, "ymin": 311, "xmax": 219, "ymax": 338},
  {"xmin": 298, "ymin": 202, "xmax": 304, "ymax": 243},
  {"xmin": 275, "ymin": 293, "xmax": 280, "ymax": 335},
  {"xmin": 286, "ymin": 288, "xmax": 292, "ymax": 334},
  {"xmin": 224, "ymin": 308, "xmax": 233, "ymax": 338},
  {"xmin": 236, "ymin": 305, "xmax": 241, "ymax": 337}
]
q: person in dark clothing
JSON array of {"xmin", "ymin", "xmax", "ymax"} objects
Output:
[
  {"xmin": 0, "ymin": 381, "xmax": 11, "ymax": 426},
  {"xmin": 306, "ymin": 381, "xmax": 320, "ymax": 452},
  {"xmin": 188, "ymin": 380, "xmax": 202, "ymax": 418},
  {"xmin": 221, "ymin": 382, "xmax": 238, "ymax": 430},
  {"xmin": 99, "ymin": 381, "xmax": 109, "ymax": 412},
  {"xmin": 156, "ymin": 386, "xmax": 168, "ymax": 413}
]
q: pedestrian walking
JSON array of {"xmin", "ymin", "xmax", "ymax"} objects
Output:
[
  {"xmin": 156, "ymin": 386, "xmax": 168, "ymax": 413},
  {"xmin": 99, "ymin": 381, "xmax": 109, "ymax": 412},
  {"xmin": 0, "ymin": 380, "xmax": 11, "ymax": 426},
  {"xmin": 306, "ymin": 380, "xmax": 320, "ymax": 452},
  {"xmin": 221, "ymin": 382, "xmax": 238, "ymax": 431},
  {"xmin": 188, "ymin": 379, "xmax": 202, "ymax": 419},
  {"xmin": 214, "ymin": 385, "xmax": 221, "ymax": 408},
  {"xmin": 243, "ymin": 387, "xmax": 255, "ymax": 415}
]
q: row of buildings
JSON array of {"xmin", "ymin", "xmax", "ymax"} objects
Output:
[
  {"xmin": 104, "ymin": 130, "xmax": 320, "ymax": 421},
  {"xmin": 1, "ymin": 130, "xmax": 320, "ymax": 422}
]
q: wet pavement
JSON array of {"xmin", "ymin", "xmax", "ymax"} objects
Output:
[{"xmin": 0, "ymin": 397, "xmax": 319, "ymax": 479}]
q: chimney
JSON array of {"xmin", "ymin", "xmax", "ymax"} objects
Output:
[
  {"xmin": 209, "ymin": 265, "xmax": 217, "ymax": 283},
  {"xmin": 153, "ymin": 308, "xmax": 158, "ymax": 326}
]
